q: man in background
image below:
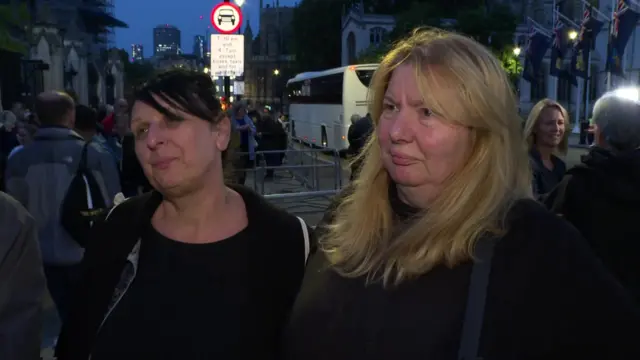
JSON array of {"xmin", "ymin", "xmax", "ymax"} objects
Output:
[
  {"xmin": 0, "ymin": 191, "xmax": 45, "ymax": 360},
  {"xmin": 5, "ymin": 91, "xmax": 120, "ymax": 324}
]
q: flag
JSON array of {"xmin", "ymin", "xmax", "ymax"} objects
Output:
[
  {"xmin": 605, "ymin": 0, "xmax": 640, "ymax": 76},
  {"xmin": 550, "ymin": 15, "xmax": 569, "ymax": 77},
  {"xmin": 570, "ymin": 4, "xmax": 605, "ymax": 79},
  {"xmin": 522, "ymin": 25, "xmax": 551, "ymax": 83}
]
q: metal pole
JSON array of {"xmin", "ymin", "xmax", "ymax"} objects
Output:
[
  {"xmin": 606, "ymin": 0, "xmax": 615, "ymax": 91},
  {"xmin": 223, "ymin": 0, "xmax": 231, "ymax": 101}
]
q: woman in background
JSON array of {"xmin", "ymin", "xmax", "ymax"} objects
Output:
[{"xmin": 523, "ymin": 99, "xmax": 568, "ymax": 196}]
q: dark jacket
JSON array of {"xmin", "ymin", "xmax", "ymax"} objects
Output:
[
  {"xmin": 0, "ymin": 191, "xmax": 46, "ymax": 360},
  {"xmin": 545, "ymin": 146, "xmax": 640, "ymax": 303},
  {"xmin": 347, "ymin": 115, "xmax": 373, "ymax": 181},
  {"xmin": 120, "ymin": 132, "xmax": 152, "ymax": 196},
  {"xmin": 55, "ymin": 185, "xmax": 313, "ymax": 360},
  {"xmin": 257, "ymin": 117, "xmax": 287, "ymax": 152},
  {"xmin": 529, "ymin": 148, "xmax": 566, "ymax": 196},
  {"xmin": 347, "ymin": 115, "xmax": 373, "ymax": 156},
  {"xmin": 284, "ymin": 188, "xmax": 640, "ymax": 360},
  {"xmin": 5, "ymin": 126, "xmax": 121, "ymax": 265}
]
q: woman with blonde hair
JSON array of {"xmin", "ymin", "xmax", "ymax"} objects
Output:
[
  {"xmin": 284, "ymin": 29, "xmax": 640, "ymax": 359},
  {"xmin": 524, "ymin": 98, "xmax": 569, "ymax": 195}
]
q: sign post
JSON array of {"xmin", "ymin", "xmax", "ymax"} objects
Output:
[{"xmin": 211, "ymin": 0, "xmax": 243, "ymax": 103}]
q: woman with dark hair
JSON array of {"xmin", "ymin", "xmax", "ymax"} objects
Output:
[{"xmin": 55, "ymin": 69, "xmax": 313, "ymax": 360}]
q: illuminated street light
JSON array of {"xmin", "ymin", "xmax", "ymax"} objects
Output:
[
  {"xmin": 513, "ymin": 46, "xmax": 521, "ymax": 56},
  {"xmin": 568, "ymin": 30, "xmax": 578, "ymax": 40},
  {"xmin": 273, "ymin": 69, "xmax": 280, "ymax": 76},
  {"xmin": 235, "ymin": 0, "xmax": 245, "ymax": 6},
  {"xmin": 204, "ymin": 67, "xmax": 210, "ymax": 74}
]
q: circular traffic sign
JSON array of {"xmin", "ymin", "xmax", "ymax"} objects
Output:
[{"xmin": 210, "ymin": 2, "xmax": 243, "ymax": 34}]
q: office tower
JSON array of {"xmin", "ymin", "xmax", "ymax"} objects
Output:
[
  {"xmin": 131, "ymin": 44, "xmax": 144, "ymax": 61},
  {"xmin": 193, "ymin": 35, "xmax": 206, "ymax": 59},
  {"xmin": 153, "ymin": 24, "xmax": 181, "ymax": 56}
]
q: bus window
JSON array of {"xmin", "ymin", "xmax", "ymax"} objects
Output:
[
  {"xmin": 287, "ymin": 73, "xmax": 343, "ymax": 104},
  {"xmin": 355, "ymin": 70, "xmax": 374, "ymax": 87}
]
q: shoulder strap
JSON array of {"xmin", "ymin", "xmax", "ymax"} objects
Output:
[
  {"xmin": 77, "ymin": 141, "xmax": 91, "ymax": 173},
  {"xmin": 457, "ymin": 238, "xmax": 496, "ymax": 360},
  {"xmin": 297, "ymin": 216, "xmax": 311, "ymax": 263}
]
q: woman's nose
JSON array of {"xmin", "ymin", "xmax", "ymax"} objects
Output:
[
  {"xmin": 145, "ymin": 124, "xmax": 166, "ymax": 149},
  {"xmin": 389, "ymin": 111, "xmax": 413, "ymax": 143}
]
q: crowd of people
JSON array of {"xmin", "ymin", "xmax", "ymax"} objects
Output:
[{"xmin": 1, "ymin": 27, "xmax": 640, "ymax": 360}]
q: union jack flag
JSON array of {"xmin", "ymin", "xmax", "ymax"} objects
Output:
[
  {"xmin": 552, "ymin": 17, "xmax": 565, "ymax": 49},
  {"xmin": 612, "ymin": 0, "xmax": 629, "ymax": 38}
]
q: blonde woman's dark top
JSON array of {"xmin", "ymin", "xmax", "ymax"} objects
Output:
[{"xmin": 284, "ymin": 190, "xmax": 640, "ymax": 360}]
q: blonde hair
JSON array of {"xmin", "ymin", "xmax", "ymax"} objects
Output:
[
  {"xmin": 523, "ymin": 99, "xmax": 569, "ymax": 155},
  {"xmin": 322, "ymin": 29, "xmax": 532, "ymax": 286}
]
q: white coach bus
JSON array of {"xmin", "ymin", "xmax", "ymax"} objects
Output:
[{"xmin": 286, "ymin": 64, "xmax": 377, "ymax": 151}]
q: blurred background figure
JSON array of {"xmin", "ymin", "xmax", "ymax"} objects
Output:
[
  {"xmin": 255, "ymin": 109, "xmax": 287, "ymax": 180},
  {"xmin": 524, "ymin": 99, "xmax": 568, "ymax": 196},
  {"xmin": 347, "ymin": 112, "xmax": 373, "ymax": 181},
  {"xmin": 231, "ymin": 102, "xmax": 257, "ymax": 185},
  {"xmin": 546, "ymin": 87, "xmax": 640, "ymax": 305}
]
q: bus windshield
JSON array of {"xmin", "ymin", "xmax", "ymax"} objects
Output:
[{"xmin": 355, "ymin": 70, "xmax": 374, "ymax": 87}]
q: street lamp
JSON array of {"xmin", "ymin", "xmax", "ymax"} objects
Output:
[
  {"xmin": 273, "ymin": 69, "xmax": 280, "ymax": 76},
  {"xmin": 204, "ymin": 67, "xmax": 210, "ymax": 74},
  {"xmin": 568, "ymin": 30, "xmax": 578, "ymax": 40},
  {"xmin": 513, "ymin": 46, "xmax": 521, "ymax": 56}
]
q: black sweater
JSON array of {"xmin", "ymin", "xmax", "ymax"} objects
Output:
[
  {"xmin": 56, "ymin": 185, "xmax": 311, "ymax": 360},
  {"xmin": 284, "ymin": 196, "xmax": 640, "ymax": 360}
]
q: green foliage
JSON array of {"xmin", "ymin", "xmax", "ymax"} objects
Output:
[
  {"xmin": 356, "ymin": 43, "xmax": 390, "ymax": 64},
  {"xmin": 0, "ymin": 3, "xmax": 30, "ymax": 54},
  {"xmin": 498, "ymin": 47, "xmax": 523, "ymax": 85}
]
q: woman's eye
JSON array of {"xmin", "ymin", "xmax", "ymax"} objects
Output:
[
  {"xmin": 421, "ymin": 108, "xmax": 433, "ymax": 117},
  {"xmin": 134, "ymin": 128, "xmax": 148, "ymax": 139},
  {"xmin": 383, "ymin": 103, "xmax": 396, "ymax": 111}
]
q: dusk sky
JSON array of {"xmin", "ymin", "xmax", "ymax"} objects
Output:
[{"xmin": 114, "ymin": 0, "xmax": 299, "ymax": 59}]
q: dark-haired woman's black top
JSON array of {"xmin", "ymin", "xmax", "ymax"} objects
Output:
[
  {"xmin": 55, "ymin": 185, "xmax": 311, "ymax": 360},
  {"xmin": 284, "ymin": 190, "xmax": 640, "ymax": 360}
]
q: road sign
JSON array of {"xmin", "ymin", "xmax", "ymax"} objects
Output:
[
  {"xmin": 210, "ymin": 2, "xmax": 243, "ymax": 34},
  {"xmin": 210, "ymin": 34, "xmax": 244, "ymax": 77}
]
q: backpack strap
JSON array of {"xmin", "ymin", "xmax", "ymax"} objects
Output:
[
  {"xmin": 78, "ymin": 141, "xmax": 91, "ymax": 174},
  {"xmin": 457, "ymin": 238, "xmax": 496, "ymax": 360},
  {"xmin": 296, "ymin": 216, "xmax": 311, "ymax": 264}
]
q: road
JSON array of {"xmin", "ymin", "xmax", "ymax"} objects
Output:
[{"xmin": 39, "ymin": 140, "xmax": 590, "ymax": 359}]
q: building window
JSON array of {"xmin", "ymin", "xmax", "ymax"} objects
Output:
[{"xmin": 369, "ymin": 27, "xmax": 387, "ymax": 46}]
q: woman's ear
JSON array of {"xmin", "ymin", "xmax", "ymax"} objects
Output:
[{"xmin": 214, "ymin": 115, "xmax": 231, "ymax": 151}]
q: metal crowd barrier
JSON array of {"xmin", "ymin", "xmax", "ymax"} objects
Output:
[{"xmin": 232, "ymin": 144, "xmax": 344, "ymax": 215}]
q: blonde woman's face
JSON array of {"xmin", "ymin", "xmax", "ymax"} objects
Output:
[
  {"xmin": 536, "ymin": 107, "xmax": 565, "ymax": 147},
  {"xmin": 377, "ymin": 63, "xmax": 471, "ymax": 192}
]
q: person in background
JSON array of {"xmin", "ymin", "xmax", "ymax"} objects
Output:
[
  {"xmin": 0, "ymin": 111, "xmax": 20, "ymax": 191},
  {"xmin": 546, "ymin": 87, "xmax": 640, "ymax": 304},
  {"xmin": 0, "ymin": 110, "xmax": 20, "ymax": 157},
  {"xmin": 232, "ymin": 102, "xmax": 257, "ymax": 185},
  {"xmin": 284, "ymin": 29, "xmax": 640, "ymax": 360},
  {"xmin": 256, "ymin": 111, "xmax": 287, "ymax": 180},
  {"xmin": 4, "ymin": 91, "xmax": 120, "ymax": 326},
  {"xmin": 347, "ymin": 113, "xmax": 373, "ymax": 181},
  {"xmin": 0, "ymin": 191, "xmax": 46, "ymax": 360},
  {"xmin": 523, "ymin": 99, "xmax": 568, "ymax": 196}
]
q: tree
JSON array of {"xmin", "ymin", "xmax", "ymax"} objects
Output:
[
  {"xmin": 291, "ymin": 0, "xmax": 347, "ymax": 72},
  {"xmin": 115, "ymin": 49, "xmax": 155, "ymax": 94},
  {"xmin": 0, "ymin": 3, "xmax": 30, "ymax": 54}
]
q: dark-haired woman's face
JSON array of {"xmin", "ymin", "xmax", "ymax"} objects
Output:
[{"xmin": 130, "ymin": 98, "xmax": 231, "ymax": 195}]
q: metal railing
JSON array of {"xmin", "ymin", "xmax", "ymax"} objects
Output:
[{"xmin": 232, "ymin": 145, "xmax": 345, "ymax": 216}]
